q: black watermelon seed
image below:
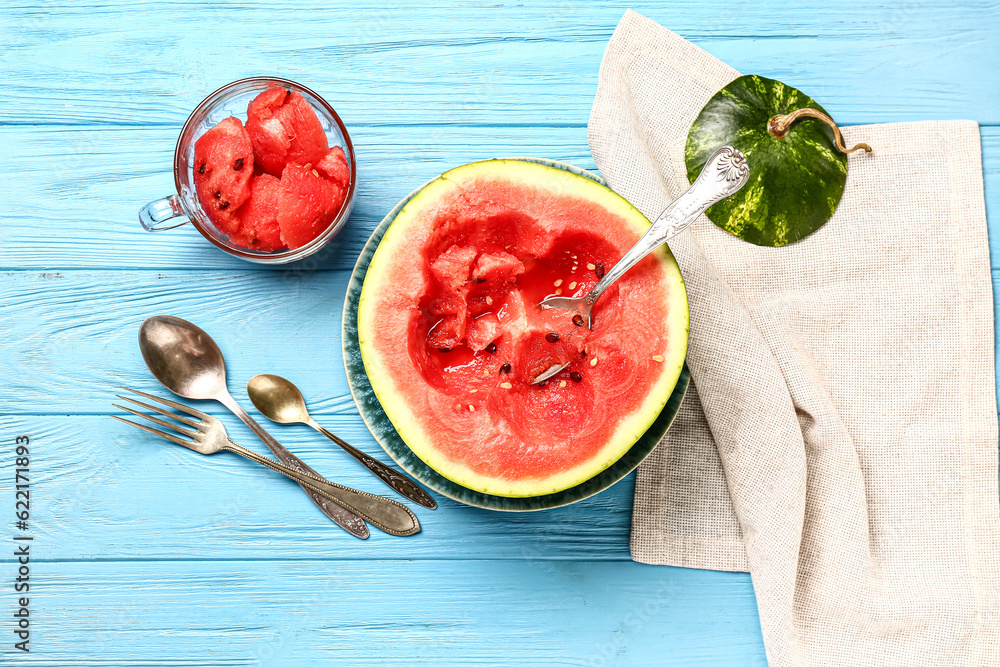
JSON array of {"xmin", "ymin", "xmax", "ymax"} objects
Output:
[
  {"xmin": 437, "ymin": 347, "xmax": 451, "ymax": 353},
  {"xmin": 572, "ymin": 314, "xmax": 584, "ymax": 327},
  {"xmin": 471, "ymin": 278, "xmax": 486, "ymax": 283},
  {"xmin": 545, "ymin": 332, "xmax": 560, "ymax": 343},
  {"xmin": 500, "ymin": 363, "xmax": 512, "ymax": 374},
  {"xmin": 219, "ymin": 201, "xmax": 230, "ymax": 210},
  {"xmin": 595, "ymin": 262, "xmax": 605, "ymax": 279},
  {"xmin": 213, "ymin": 190, "xmax": 222, "ymax": 199},
  {"xmin": 570, "ymin": 371, "xmax": 582, "ymax": 383},
  {"xmin": 537, "ymin": 381, "xmax": 547, "ymax": 387},
  {"xmin": 198, "ymin": 163, "xmax": 206, "ymax": 174},
  {"xmin": 233, "ymin": 157, "xmax": 245, "ymax": 171},
  {"xmin": 485, "ymin": 342, "xmax": 497, "ymax": 354}
]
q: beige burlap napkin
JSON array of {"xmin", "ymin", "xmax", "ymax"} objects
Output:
[{"xmin": 589, "ymin": 10, "xmax": 1000, "ymax": 666}]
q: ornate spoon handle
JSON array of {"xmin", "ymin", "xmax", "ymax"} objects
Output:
[
  {"xmin": 216, "ymin": 392, "xmax": 372, "ymax": 538},
  {"xmin": 311, "ymin": 421, "xmax": 437, "ymax": 509},
  {"xmin": 223, "ymin": 439, "xmax": 420, "ymax": 536},
  {"xmin": 584, "ymin": 146, "xmax": 750, "ymax": 307}
]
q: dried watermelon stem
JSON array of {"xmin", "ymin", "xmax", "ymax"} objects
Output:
[{"xmin": 768, "ymin": 108, "xmax": 872, "ymax": 154}]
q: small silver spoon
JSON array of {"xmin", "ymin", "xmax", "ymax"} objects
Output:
[
  {"xmin": 247, "ymin": 373, "xmax": 437, "ymax": 509},
  {"xmin": 540, "ymin": 146, "xmax": 750, "ymax": 328},
  {"xmin": 137, "ymin": 315, "xmax": 419, "ymax": 537}
]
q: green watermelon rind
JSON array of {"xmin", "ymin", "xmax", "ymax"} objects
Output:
[
  {"xmin": 355, "ymin": 159, "xmax": 689, "ymax": 499},
  {"xmin": 685, "ymin": 74, "xmax": 848, "ymax": 247}
]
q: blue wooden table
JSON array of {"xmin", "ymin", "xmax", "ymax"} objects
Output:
[{"xmin": 1, "ymin": 2, "xmax": 997, "ymax": 664}]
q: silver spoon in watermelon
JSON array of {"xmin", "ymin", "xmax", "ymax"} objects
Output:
[{"xmin": 539, "ymin": 146, "xmax": 750, "ymax": 329}]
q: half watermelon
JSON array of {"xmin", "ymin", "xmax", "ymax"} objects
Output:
[{"xmin": 358, "ymin": 160, "xmax": 688, "ymax": 497}]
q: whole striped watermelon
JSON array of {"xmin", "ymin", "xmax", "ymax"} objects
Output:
[{"xmin": 685, "ymin": 75, "xmax": 852, "ymax": 247}]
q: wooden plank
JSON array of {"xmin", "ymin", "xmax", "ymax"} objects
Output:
[
  {"xmin": 0, "ymin": 125, "xmax": 997, "ymax": 271},
  {"xmin": 3, "ymin": 268, "xmax": 1000, "ymax": 415},
  {"xmin": 0, "ymin": 269, "xmax": 373, "ymax": 413},
  {"xmin": 1, "ymin": 414, "xmax": 637, "ymax": 561},
  {"xmin": 0, "ymin": 125, "xmax": 596, "ymax": 270},
  {"xmin": 1, "ymin": 1, "xmax": 997, "ymax": 128},
  {"xmin": 0, "ymin": 559, "xmax": 764, "ymax": 666}
]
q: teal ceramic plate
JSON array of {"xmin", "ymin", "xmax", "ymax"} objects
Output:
[{"xmin": 342, "ymin": 157, "xmax": 690, "ymax": 511}]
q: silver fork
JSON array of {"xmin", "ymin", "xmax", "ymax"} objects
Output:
[{"xmin": 112, "ymin": 387, "xmax": 420, "ymax": 538}]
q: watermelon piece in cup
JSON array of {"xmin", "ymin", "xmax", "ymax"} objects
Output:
[
  {"xmin": 192, "ymin": 116, "xmax": 253, "ymax": 234},
  {"xmin": 246, "ymin": 87, "xmax": 330, "ymax": 176},
  {"xmin": 230, "ymin": 173, "xmax": 286, "ymax": 252},
  {"xmin": 316, "ymin": 146, "xmax": 351, "ymax": 189},
  {"xmin": 277, "ymin": 163, "xmax": 347, "ymax": 250}
]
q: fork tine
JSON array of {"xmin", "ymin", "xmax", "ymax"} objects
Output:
[
  {"xmin": 113, "ymin": 403, "xmax": 198, "ymax": 438},
  {"xmin": 111, "ymin": 414, "xmax": 193, "ymax": 449},
  {"xmin": 120, "ymin": 386, "xmax": 211, "ymax": 421},
  {"xmin": 115, "ymin": 394, "xmax": 200, "ymax": 428}
]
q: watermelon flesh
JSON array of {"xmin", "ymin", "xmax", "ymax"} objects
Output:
[
  {"xmin": 317, "ymin": 145, "xmax": 351, "ymax": 185},
  {"xmin": 192, "ymin": 116, "xmax": 254, "ymax": 234},
  {"xmin": 231, "ymin": 174, "xmax": 284, "ymax": 252},
  {"xmin": 277, "ymin": 162, "xmax": 347, "ymax": 250},
  {"xmin": 246, "ymin": 87, "xmax": 330, "ymax": 176},
  {"xmin": 358, "ymin": 160, "xmax": 689, "ymax": 497}
]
